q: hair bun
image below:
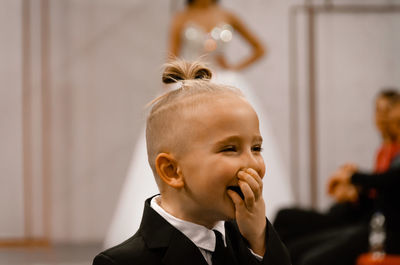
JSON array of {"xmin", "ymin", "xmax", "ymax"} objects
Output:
[{"xmin": 162, "ymin": 59, "xmax": 212, "ymax": 84}]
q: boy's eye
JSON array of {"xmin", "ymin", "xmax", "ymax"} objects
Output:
[
  {"xmin": 221, "ymin": 145, "xmax": 237, "ymax": 152},
  {"xmin": 252, "ymin": 145, "xmax": 263, "ymax": 152}
]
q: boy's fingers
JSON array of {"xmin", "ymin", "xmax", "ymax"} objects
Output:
[
  {"xmin": 238, "ymin": 171, "xmax": 261, "ymax": 199},
  {"xmin": 239, "ymin": 180, "xmax": 255, "ymax": 209},
  {"xmin": 246, "ymin": 168, "xmax": 263, "ymax": 188},
  {"xmin": 227, "ymin": 189, "xmax": 246, "ymax": 211}
]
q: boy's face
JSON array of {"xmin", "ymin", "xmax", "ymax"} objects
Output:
[
  {"xmin": 175, "ymin": 94, "xmax": 265, "ymax": 226},
  {"xmin": 375, "ymin": 97, "xmax": 392, "ymax": 138}
]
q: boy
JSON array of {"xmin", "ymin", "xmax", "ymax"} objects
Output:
[{"xmin": 93, "ymin": 60, "xmax": 291, "ymax": 265}]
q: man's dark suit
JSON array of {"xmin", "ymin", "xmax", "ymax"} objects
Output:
[{"xmin": 93, "ymin": 196, "xmax": 291, "ymax": 265}]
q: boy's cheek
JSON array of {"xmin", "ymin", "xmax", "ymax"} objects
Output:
[{"xmin": 217, "ymin": 158, "xmax": 244, "ymax": 173}]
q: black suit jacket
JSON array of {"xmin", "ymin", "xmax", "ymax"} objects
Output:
[{"xmin": 93, "ymin": 196, "xmax": 291, "ymax": 265}]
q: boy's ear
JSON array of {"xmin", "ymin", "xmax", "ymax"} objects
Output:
[{"xmin": 155, "ymin": 153, "xmax": 184, "ymax": 188}]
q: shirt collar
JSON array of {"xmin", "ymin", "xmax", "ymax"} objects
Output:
[{"xmin": 150, "ymin": 195, "xmax": 226, "ymax": 252}]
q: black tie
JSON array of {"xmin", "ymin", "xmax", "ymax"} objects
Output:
[{"xmin": 212, "ymin": 230, "xmax": 227, "ymax": 265}]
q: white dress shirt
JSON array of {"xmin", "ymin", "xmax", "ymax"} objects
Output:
[{"xmin": 150, "ymin": 195, "xmax": 262, "ymax": 265}]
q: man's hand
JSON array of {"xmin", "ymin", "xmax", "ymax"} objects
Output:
[
  {"xmin": 331, "ymin": 182, "xmax": 359, "ymax": 203},
  {"xmin": 327, "ymin": 163, "xmax": 358, "ymax": 202}
]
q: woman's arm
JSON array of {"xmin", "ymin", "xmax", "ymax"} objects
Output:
[
  {"xmin": 168, "ymin": 12, "xmax": 186, "ymax": 58},
  {"xmin": 220, "ymin": 11, "xmax": 265, "ymax": 71}
]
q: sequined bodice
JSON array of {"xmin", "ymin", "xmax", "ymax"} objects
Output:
[{"xmin": 180, "ymin": 22, "xmax": 234, "ymax": 65}]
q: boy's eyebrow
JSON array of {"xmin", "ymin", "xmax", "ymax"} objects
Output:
[
  {"xmin": 215, "ymin": 135, "xmax": 263, "ymax": 145},
  {"xmin": 215, "ymin": 136, "xmax": 240, "ymax": 145},
  {"xmin": 254, "ymin": 135, "xmax": 263, "ymax": 143}
]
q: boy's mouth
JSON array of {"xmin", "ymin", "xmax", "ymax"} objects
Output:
[{"xmin": 227, "ymin": 186, "xmax": 244, "ymax": 200}]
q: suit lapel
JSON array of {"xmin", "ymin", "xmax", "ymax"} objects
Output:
[
  {"xmin": 139, "ymin": 197, "xmax": 208, "ymax": 265},
  {"xmin": 139, "ymin": 197, "xmax": 174, "ymax": 248}
]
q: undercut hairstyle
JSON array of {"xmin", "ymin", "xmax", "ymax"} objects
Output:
[{"xmin": 145, "ymin": 59, "xmax": 243, "ymax": 180}]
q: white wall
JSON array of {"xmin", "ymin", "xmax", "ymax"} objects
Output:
[
  {"xmin": 48, "ymin": 0, "xmax": 170, "ymax": 243},
  {"xmin": 0, "ymin": 0, "xmax": 24, "ymax": 238}
]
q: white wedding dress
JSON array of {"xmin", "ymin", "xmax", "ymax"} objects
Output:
[{"xmin": 104, "ymin": 22, "xmax": 294, "ymax": 248}]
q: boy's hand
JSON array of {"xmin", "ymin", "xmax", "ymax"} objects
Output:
[{"xmin": 227, "ymin": 168, "xmax": 266, "ymax": 256}]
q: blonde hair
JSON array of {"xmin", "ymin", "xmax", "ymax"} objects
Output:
[{"xmin": 146, "ymin": 59, "xmax": 243, "ymax": 179}]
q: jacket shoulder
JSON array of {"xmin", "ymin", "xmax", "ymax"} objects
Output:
[{"xmin": 93, "ymin": 233, "xmax": 163, "ymax": 265}]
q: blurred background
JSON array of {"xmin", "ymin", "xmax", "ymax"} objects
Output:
[{"xmin": 1, "ymin": 0, "xmax": 400, "ymax": 264}]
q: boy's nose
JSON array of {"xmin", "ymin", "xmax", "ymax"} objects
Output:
[{"xmin": 241, "ymin": 151, "xmax": 264, "ymax": 177}]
